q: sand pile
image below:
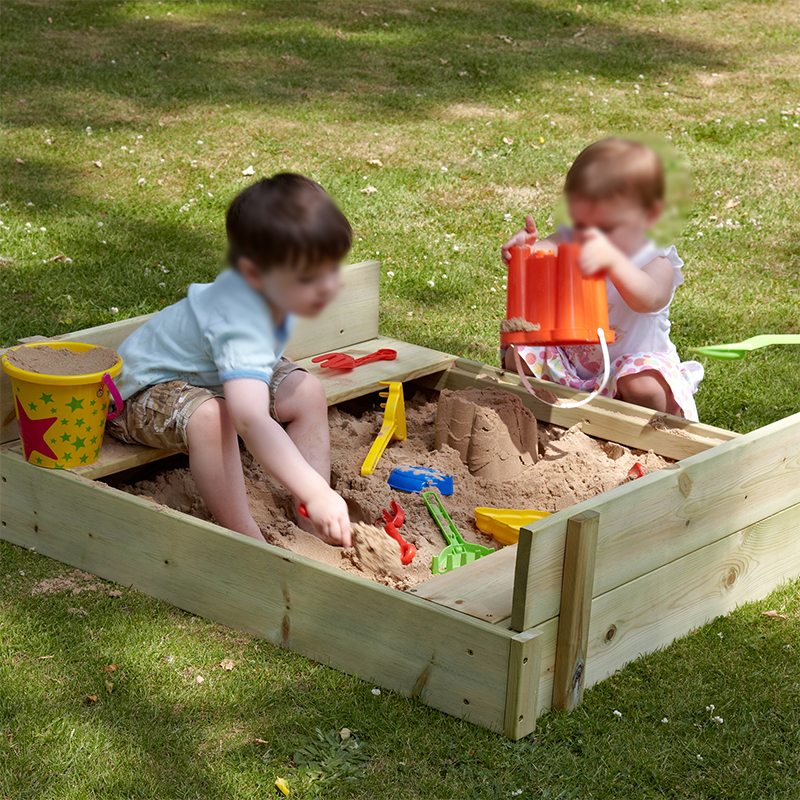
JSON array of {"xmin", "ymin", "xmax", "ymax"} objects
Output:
[
  {"xmin": 435, "ymin": 387, "xmax": 538, "ymax": 481},
  {"xmin": 6, "ymin": 344, "xmax": 120, "ymax": 375},
  {"xmin": 118, "ymin": 389, "xmax": 671, "ymax": 590}
]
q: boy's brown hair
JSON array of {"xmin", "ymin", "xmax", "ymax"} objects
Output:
[
  {"xmin": 226, "ymin": 173, "xmax": 352, "ymax": 271},
  {"xmin": 564, "ymin": 138, "xmax": 665, "ymax": 210}
]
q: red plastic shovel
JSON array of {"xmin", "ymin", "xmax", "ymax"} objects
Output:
[{"xmin": 312, "ymin": 348, "xmax": 397, "ymax": 370}]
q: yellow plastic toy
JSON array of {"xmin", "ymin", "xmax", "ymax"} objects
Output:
[
  {"xmin": 474, "ymin": 507, "xmax": 551, "ymax": 546},
  {"xmin": 360, "ymin": 382, "xmax": 406, "ymax": 476}
]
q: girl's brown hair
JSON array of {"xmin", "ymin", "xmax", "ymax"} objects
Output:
[{"xmin": 564, "ymin": 138, "xmax": 665, "ymax": 209}]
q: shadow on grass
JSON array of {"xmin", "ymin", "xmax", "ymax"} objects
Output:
[
  {"xmin": 1, "ymin": 0, "xmax": 731, "ymax": 130},
  {"xmin": 0, "ymin": 155, "xmax": 223, "ymax": 345}
]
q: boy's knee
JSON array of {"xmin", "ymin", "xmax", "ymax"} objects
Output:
[
  {"xmin": 187, "ymin": 397, "xmax": 235, "ymax": 442},
  {"xmin": 275, "ymin": 370, "xmax": 327, "ymax": 422}
]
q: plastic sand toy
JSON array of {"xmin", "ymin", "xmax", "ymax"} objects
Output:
[
  {"xmin": 387, "ymin": 465, "xmax": 454, "ymax": 495},
  {"xmin": 503, "ymin": 243, "xmax": 613, "ymax": 410},
  {"xmin": 474, "ymin": 507, "xmax": 551, "ymax": 546},
  {"xmin": 691, "ymin": 334, "xmax": 800, "ymax": 360},
  {"xmin": 424, "ymin": 491, "xmax": 493, "ymax": 574},
  {"xmin": 360, "ymin": 382, "xmax": 406, "ymax": 476}
]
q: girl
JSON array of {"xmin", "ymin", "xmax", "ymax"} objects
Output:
[{"xmin": 501, "ymin": 137, "xmax": 703, "ymax": 420}]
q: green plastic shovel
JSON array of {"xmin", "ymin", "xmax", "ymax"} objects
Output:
[
  {"xmin": 423, "ymin": 491, "xmax": 493, "ymax": 574},
  {"xmin": 691, "ymin": 334, "xmax": 800, "ymax": 360}
]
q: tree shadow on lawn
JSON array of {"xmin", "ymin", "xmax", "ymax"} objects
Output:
[
  {"xmin": 0, "ymin": 155, "xmax": 223, "ymax": 345},
  {"xmin": 2, "ymin": 0, "xmax": 731, "ymax": 130}
]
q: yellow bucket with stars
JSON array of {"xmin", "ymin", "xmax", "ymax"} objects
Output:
[{"xmin": 1, "ymin": 342, "xmax": 123, "ymax": 469}]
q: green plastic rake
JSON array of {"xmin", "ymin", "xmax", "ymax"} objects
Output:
[
  {"xmin": 423, "ymin": 491, "xmax": 493, "ymax": 575},
  {"xmin": 691, "ymin": 334, "xmax": 800, "ymax": 360}
]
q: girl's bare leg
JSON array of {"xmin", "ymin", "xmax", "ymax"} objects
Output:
[{"xmin": 615, "ymin": 370, "xmax": 681, "ymax": 416}]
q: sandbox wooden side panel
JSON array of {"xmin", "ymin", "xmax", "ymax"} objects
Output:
[
  {"xmin": 1, "ymin": 261, "xmax": 380, "ymax": 445},
  {"xmin": 416, "ymin": 412, "xmax": 800, "ymax": 629},
  {"xmin": 523, "ymin": 504, "xmax": 800, "ymax": 720},
  {"xmin": 0, "ymin": 450, "xmax": 513, "ymax": 732},
  {"xmin": 419, "ymin": 359, "xmax": 737, "ymax": 460},
  {"xmin": 583, "ymin": 502, "xmax": 800, "ymax": 687}
]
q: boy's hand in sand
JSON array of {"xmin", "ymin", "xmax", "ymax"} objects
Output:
[
  {"xmin": 501, "ymin": 214, "xmax": 538, "ymax": 264},
  {"xmin": 303, "ymin": 488, "xmax": 352, "ymax": 548}
]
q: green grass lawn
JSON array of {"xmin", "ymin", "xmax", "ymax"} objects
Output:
[{"xmin": 2, "ymin": 1, "xmax": 799, "ymax": 798}]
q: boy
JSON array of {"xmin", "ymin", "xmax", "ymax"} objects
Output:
[{"xmin": 109, "ymin": 173, "xmax": 353, "ymax": 546}]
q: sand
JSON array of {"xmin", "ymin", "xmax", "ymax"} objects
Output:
[
  {"xmin": 117, "ymin": 389, "xmax": 672, "ymax": 590},
  {"xmin": 435, "ymin": 388, "xmax": 538, "ymax": 481},
  {"xmin": 500, "ymin": 317, "xmax": 540, "ymax": 332},
  {"xmin": 7, "ymin": 344, "xmax": 120, "ymax": 376}
]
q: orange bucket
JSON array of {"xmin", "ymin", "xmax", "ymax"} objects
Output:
[{"xmin": 501, "ymin": 243, "xmax": 615, "ymax": 347}]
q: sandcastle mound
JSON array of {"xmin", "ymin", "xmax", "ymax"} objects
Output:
[{"xmin": 434, "ymin": 387, "xmax": 538, "ymax": 481}]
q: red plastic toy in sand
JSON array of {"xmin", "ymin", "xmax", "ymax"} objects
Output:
[{"xmin": 501, "ymin": 242, "xmax": 615, "ymax": 348}]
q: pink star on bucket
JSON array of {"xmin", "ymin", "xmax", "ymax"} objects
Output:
[{"xmin": 16, "ymin": 397, "xmax": 59, "ymax": 462}]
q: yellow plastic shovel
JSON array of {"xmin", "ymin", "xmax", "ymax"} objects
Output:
[
  {"xmin": 474, "ymin": 507, "xmax": 551, "ymax": 546},
  {"xmin": 360, "ymin": 382, "xmax": 407, "ymax": 476}
]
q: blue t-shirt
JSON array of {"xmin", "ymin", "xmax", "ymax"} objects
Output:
[{"xmin": 116, "ymin": 269, "xmax": 295, "ymax": 401}]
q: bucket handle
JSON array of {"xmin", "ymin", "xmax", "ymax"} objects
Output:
[
  {"xmin": 512, "ymin": 328, "xmax": 611, "ymax": 410},
  {"xmin": 102, "ymin": 373, "xmax": 124, "ymax": 420}
]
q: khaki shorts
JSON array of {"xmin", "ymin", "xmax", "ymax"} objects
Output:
[{"xmin": 107, "ymin": 358, "xmax": 305, "ymax": 454}]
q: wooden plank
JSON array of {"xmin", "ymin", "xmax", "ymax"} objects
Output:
[
  {"xmin": 583, "ymin": 502, "xmax": 800, "ymax": 687},
  {"xmin": 26, "ymin": 336, "xmax": 450, "ymax": 481},
  {"xmin": 503, "ymin": 629, "xmax": 544, "ymax": 740},
  {"xmin": 416, "ymin": 412, "xmax": 800, "ymax": 629},
  {"xmin": 296, "ymin": 336, "xmax": 455, "ymax": 407},
  {"xmin": 1, "ymin": 261, "xmax": 380, "ymax": 444},
  {"xmin": 0, "ymin": 449, "xmax": 514, "ymax": 732},
  {"xmin": 417, "ymin": 359, "xmax": 736, "ymax": 460},
  {"xmin": 552, "ymin": 511, "xmax": 599, "ymax": 711},
  {"xmin": 14, "ymin": 336, "xmax": 452, "ymax": 481}
]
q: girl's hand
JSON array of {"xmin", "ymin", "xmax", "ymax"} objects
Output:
[
  {"xmin": 578, "ymin": 228, "xmax": 626, "ymax": 276},
  {"xmin": 501, "ymin": 214, "xmax": 538, "ymax": 264}
]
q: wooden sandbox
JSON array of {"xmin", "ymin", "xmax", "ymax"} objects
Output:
[{"xmin": 2, "ymin": 261, "xmax": 799, "ymax": 739}]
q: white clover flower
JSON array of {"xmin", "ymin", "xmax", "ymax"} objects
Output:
[
  {"xmin": 440, "ymin": 166, "xmax": 448, "ymax": 172},
  {"xmin": 504, "ymin": 213, "xmax": 512, "ymax": 221},
  {"xmin": 453, "ymin": 245, "xmax": 459, "ymax": 251},
  {"xmin": 371, "ymin": 688, "xmax": 381, "ymax": 696},
  {"xmin": 427, "ymin": 279, "xmax": 435, "ymax": 288},
  {"xmin": 712, "ymin": 716, "xmax": 724, "ymax": 724},
  {"xmin": 706, "ymin": 704, "xmax": 715, "ymax": 712},
  {"xmin": 613, "ymin": 709, "xmax": 622, "ymax": 717},
  {"xmin": 662, "ymin": 717, "xmax": 669, "ymax": 723},
  {"xmin": 111, "ymin": 307, "xmax": 119, "ymax": 313}
]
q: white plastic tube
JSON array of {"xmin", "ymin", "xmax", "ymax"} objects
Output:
[{"xmin": 512, "ymin": 328, "xmax": 611, "ymax": 409}]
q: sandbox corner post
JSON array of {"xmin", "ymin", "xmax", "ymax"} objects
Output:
[
  {"xmin": 510, "ymin": 524, "xmax": 537, "ymax": 633},
  {"xmin": 503, "ymin": 628, "xmax": 543, "ymax": 740},
  {"xmin": 552, "ymin": 510, "xmax": 599, "ymax": 712}
]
